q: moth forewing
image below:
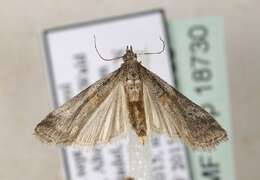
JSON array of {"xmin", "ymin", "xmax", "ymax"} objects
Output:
[
  {"xmin": 140, "ymin": 64, "xmax": 228, "ymax": 150},
  {"xmin": 34, "ymin": 67, "xmax": 126, "ymax": 146}
]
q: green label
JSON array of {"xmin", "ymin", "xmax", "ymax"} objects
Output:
[{"xmin": 168, "ymin": 17, "xmax": 235, "ymax": 180}]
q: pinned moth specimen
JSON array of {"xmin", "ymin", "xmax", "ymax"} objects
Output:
[{"xmin": 34, "ymin": 38, "xmax": 228, "ymax": 150}]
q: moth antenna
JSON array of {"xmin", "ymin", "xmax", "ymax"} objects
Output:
[
  {"xmin": 137, "ymin": 37, "xmax": 165, "ymax": 56},
  {"xmin": 94, "ymin": 35, "xmax": 123, "ymax": 61}
]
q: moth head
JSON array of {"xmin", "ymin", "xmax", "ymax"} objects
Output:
[{"xmin": 123, "ymin": 45, "xmax": 137, "ymax": 62}]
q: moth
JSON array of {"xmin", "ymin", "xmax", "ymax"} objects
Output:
[{"xmin": 34, "ymin": 39, "xmax": 228, "ymax": 150}]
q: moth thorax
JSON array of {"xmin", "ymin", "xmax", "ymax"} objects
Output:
[{"xmin": 125, "ymin": 79, "xmax": 142, "ymax": 102}]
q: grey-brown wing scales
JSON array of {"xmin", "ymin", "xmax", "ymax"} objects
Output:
[
  {"xmin": 34, "ymin": 67, "xmax": 129, "ymax": 146},
  {"xmin": 140, "ymin": 65, "xmax": 228, "ymax": 150}
]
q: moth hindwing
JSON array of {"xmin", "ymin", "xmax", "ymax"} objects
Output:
[{"xmin": 35, "ymin": 46, "xmax": 227, "ymax": 150}]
